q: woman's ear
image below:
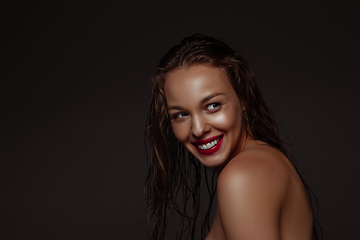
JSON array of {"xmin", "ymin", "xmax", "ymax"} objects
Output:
[{"xmin": 239, "ymin": 99, "xmax": 245, "ymax": 112}]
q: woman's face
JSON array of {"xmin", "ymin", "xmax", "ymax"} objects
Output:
[{"xmin": 164, "ymin": 65, "xmax": 245, "ymax": 170}]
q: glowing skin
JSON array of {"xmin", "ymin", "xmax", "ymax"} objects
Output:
[
  {"xmin": 165, "ymin": 65, "xmax": 315, "ymax": 240},
  {"xmin": 165, "ymin": 65, "xmax": 245, "ymax": 170}
]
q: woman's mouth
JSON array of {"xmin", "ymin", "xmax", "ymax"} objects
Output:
[{"xmin": 191, "ymin": 135, "xmax": 223, "ymax": 155}]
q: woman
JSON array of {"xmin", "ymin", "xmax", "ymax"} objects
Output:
[{"xmin": 146, "ymin": 34, "xmax": 317, "ymax": 240}]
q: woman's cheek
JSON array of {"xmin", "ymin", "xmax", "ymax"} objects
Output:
[
  {"xmin": 213, "ymin": 111, "xmax": 236, "ymax": 128},
  {"xmin": 171, "ymin": 122, "xmax": 189, "ymax": 143},
  {"xmin": 212, "ymin": 107, "xmax": 242, "ymax": 132}
]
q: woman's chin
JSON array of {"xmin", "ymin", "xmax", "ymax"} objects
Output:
[{"xmin": 194, "ymin": 151, "xmax": 228, "ymax": 168}]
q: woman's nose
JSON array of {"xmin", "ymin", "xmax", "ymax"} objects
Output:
[{"xmin": 191, "ymin": 114, "xmax": 210, "ymax": 137}]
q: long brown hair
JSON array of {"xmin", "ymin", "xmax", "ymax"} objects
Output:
[{"xmin": 145, "ymin": 34, "xmax": 319, "ymax": 240}]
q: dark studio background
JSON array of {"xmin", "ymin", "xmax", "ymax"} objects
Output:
[{"xmin": 1, "ymin": 0, "xmax": 359, "ymax": 239}]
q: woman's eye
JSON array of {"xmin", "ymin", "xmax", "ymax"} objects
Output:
[
  {"xmin": 171, "ymin": 112, "xmax": 188, "ymax": 120},
  {"xmin": 205, "ymin": 103, "xmax": 221, "ymax": 112}
]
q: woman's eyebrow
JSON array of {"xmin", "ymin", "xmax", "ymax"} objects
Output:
[
  {"xmin": 168, "ymin": 93, "xmax": 225, "ymax": 111},
  {"xmin": 168, "ymin": 105, "xmax": 183, "ymax": 111},
  {"xmin": 200, "ymin": 92, "xmax": 224, "ymax": 104}
]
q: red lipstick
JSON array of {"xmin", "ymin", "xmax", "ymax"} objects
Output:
[{"xmin": 191, "ymin": 135, "xmax": 223, "ymax": 156}]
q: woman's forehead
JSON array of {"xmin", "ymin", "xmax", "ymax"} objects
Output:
[
  {"xmin": 165, "ymin": 65, "xmax": 230, "ymax": 88},
  {"xmin": 164, "ymin": 65, "xmax": 235, "ymax": 105}
]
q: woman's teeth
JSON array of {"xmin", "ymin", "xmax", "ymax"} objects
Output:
[{"xmin": 198, "ymin": 137, "xmax": 221, "ymax": 150}]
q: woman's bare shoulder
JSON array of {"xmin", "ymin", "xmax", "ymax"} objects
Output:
[
  {"xmin": 216, "ymin": 142, "xmax": 294, "ymax": 239},
  {"xmin": 218, "ymin": 141, "xmax": 293, "ymax": 189}
]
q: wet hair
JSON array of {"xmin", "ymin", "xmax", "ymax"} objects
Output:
[{"xmin": 145, "ymin": 34, "xmax": 319, "ymax": 240}]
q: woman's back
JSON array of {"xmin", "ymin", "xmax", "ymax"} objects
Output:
[{"xmin": 206, "ymin": 140, "xmax": 314, "ymax": 240}]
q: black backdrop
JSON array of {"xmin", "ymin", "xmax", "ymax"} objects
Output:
[{"xmin": 1, "ymin": 0, "xmax": 359, "ymax": 239}]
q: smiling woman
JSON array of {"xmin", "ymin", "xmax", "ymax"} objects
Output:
[
  {"xmin": 165, "ymin": 66, "xmax": 243, "ymax": 170},
  {"xmin": 145, "ymin": 35, "xmax": 318, "ymax": 240}
]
